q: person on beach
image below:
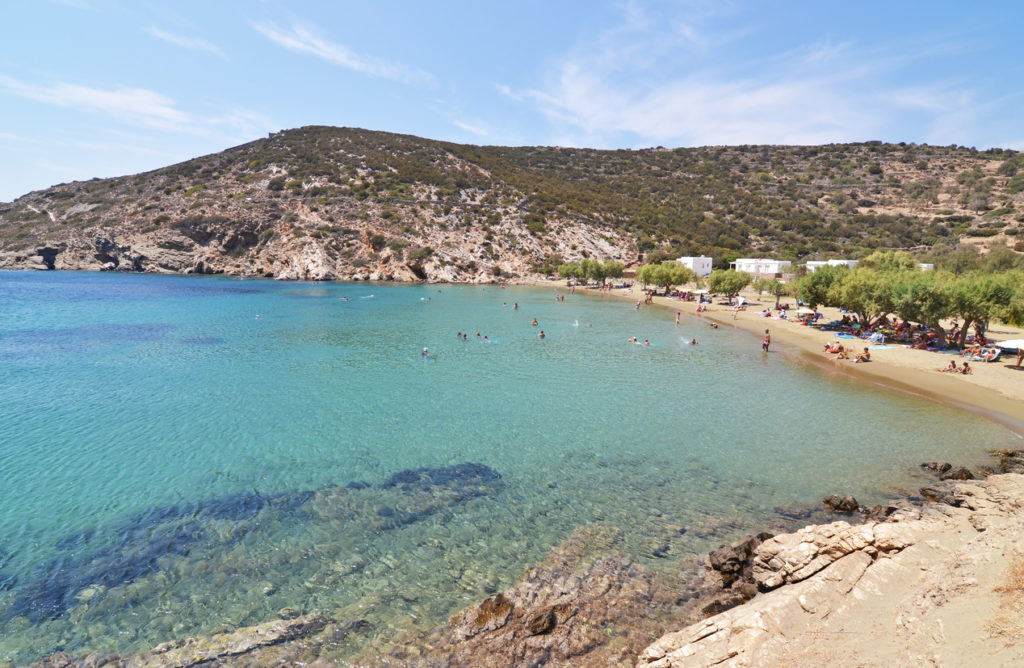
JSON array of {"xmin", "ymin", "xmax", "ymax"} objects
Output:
[
  {"xmin": 762, "ymin": 329, "xmax": 771, "ymax": 352},
  {"xmin": 961, "ymin": 361, "xmax": 973, "ymax": 375},
  {"xmin": 854, "ymin": 348, "xmax": 871, "ymax": 363},
  {"xmin": 940, "ymin": 360, "xmax": 959, "ymax": 373},
  {"xmin": 1018, "ymin": 350, "xmax": 1024, "ymax": 368}
]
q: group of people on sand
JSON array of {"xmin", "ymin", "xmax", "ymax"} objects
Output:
[
  {"xmin": 823, "ymin": 339, "xmax": 870, "ymax": 363},
  {"xmin": 939, "ymin": 359, "xmax": 973, "ymax": 374}
]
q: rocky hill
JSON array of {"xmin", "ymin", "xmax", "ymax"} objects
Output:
[{"xmin": 0, "ymin": 126, "xmax": 1021, "ymax": 281}]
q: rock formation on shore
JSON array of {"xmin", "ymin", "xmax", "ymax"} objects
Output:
[{"xmin": 639, "ymin": 473, "xmax": 1024, "ymax": 667}]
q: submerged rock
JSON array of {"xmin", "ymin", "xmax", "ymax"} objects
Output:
[
  {"xmin": 2, "ymin": 462, "xmax": 504, "ymax": 626},
  {"xmin": 384, "ymin": 524, "xmax": 680, "ymax": 667}
]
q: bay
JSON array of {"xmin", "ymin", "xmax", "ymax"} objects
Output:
[{"xmin": 0, "ymin": 271, "xmax": 1015, "ymax": 663}]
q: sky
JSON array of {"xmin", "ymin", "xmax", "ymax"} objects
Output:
[{"xmin": 2, "ymin": 0, "xmax": 1023, "ymax": 201}]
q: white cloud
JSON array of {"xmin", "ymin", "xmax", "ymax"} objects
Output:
[
  {"xmin": 0, "ymin": 75, "xmax": 192, "ymax": 131},
  {"xmin": 147, "ymin": 27, "xmax": 229, "ymax": 61},
  {"xmin": 253, "ymin": 22, "xmax": 433, "ymax": 86},
  {"xmin": 504, "ymin": 5, "xmax": 990, "ymax": 148},
  {"xmin": 452, "ymin": 119, "xmax": 488, "ymax": 137},
  {"xmin": 0, "ymin": 75, "xmax": 272, "ymax": 143}
]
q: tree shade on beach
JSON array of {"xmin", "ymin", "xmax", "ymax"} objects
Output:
[{"xmin": 792, "ymin": 251, "xmax": 1024, "ymax": 347}]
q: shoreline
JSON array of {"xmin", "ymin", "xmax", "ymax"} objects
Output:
[
  {"xmin": 13, "ymin": 271, "xmax": 1023, "ymax": 666},
  {"xmin": 534, "ymin": 277, "xmax": 1024, "ymax": 434}
]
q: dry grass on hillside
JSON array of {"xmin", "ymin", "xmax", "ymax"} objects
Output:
[{"xmin": 988, "ymin": 554, "xmax": 1024, "ymax": 645}]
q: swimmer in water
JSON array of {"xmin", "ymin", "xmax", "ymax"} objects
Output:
[
  {"xmin": 531, "ymin": 318, "xmax": 538, "ymax": 327},
  {"xmin": 675, "ymin": 312, "xmax": 680, "ymax": 324},
  {"xmin": 643, "ymin": 338, "xmax": 649, "ymax": 345},
  {"xmin": 690, "ymin": 338, "xmax": 698, "ymax": 345},
  {"xmin": 538, "ymin": 330, "xmax": 545, "ymax": 339},
  {"xmin": 422, "ymin": 347, "xmax": 429, "ymax": 356}
]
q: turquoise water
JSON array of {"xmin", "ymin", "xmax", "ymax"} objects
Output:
[{"xmin": 0, "ymin": 271, "xmax": 1018, "ymax": 663}]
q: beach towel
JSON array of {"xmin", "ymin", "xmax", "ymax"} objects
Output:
[{"xmin": 869, "ymin": 345, "xmax": 893, "ymax": 350}]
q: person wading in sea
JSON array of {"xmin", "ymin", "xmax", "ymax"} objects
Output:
[{"xmin": 762, "ymin": 329, "xmax": 771, "ymax": 352}]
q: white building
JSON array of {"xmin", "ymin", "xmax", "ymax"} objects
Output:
[
  {"xmin": 675, "ymin": 255, "xmax": 713, "ymax": 277},
  {"xmin": 730, "ymin": 258, "xmax": 792, "ymax": 277},
  {"xmin": 918, "ymin": 263, "xmax": 934, "ymax": 271},
  {"xmin": 806, "ymin": 259, "xmax": 859, "ymax": 273}
]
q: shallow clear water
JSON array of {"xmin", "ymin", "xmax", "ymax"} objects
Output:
[{"xmin": 0, "ymin": 271, "xmax": 1017, "ymax": 662}]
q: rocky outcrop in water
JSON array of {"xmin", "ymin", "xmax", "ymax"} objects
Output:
[
  {"xmin": 384, "ymin": 524, "xmax": 693, "ymax": 667},
  {"xmin": 638, "ymin": 473, "xmax": 1024, "ymax": 667}
]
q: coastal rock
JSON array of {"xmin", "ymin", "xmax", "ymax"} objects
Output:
[
  {"xmin": 997, "ymin": 451, "xmax": 1024, "ymax": 474},
  {"xmin": 823, "ymin": 494, "xmax": 859, "ymax": 513},
  {"xmin": 386, "ymin": 524, "xmax": 677, "ymax": 667},
  {"xmin": 920, "ymin": 480, "xmax": 965, "ymax": 506},
  {"xmin": 921, "ymin": 461, "xmax": 952, "ymax": 474},
  {"xmin": 751, "ymin": 521, "xmax": 877, "ymax": 590},
  {"xmin": 638, "ymin": 474, "xmax": 1024, "ymax": 668},
  {"xmin": 939, "ymin": 466, "xmax": 975, "ymax": 481}
]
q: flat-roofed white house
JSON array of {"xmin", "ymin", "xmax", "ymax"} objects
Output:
[
  {"xmin": 806, "ymin": 259, "xmax": 859, "ymax": 272},
  {"xmin": 918, "ymin": 263, "xmax": 935, "ymax": 271},
  {"xmin": 675, "ymin": 255, "xmax": 713, "ymax": 277},
  {"xmin": 730, "ymin": 258, "xmax": 792, "ymax": 278}
]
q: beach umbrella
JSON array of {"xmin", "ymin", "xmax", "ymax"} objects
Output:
[
  {"xmin": 796, "ymin": 308, "xmax": 815, "ymax": 315},
  {"xmin": 993, "ymin": 339, "xmax": 1024, "ymax": 350}
]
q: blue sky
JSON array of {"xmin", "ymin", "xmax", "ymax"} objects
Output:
[{"xmin": 2, "ymin": 0, "xmax": 1023, "ymax": 201}]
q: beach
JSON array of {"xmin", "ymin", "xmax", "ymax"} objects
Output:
[
  {"xmin": 529, "ymin": 279, "xmax": 1024, "ymax": 667},
  {"xmin": 546, "ymin": 279, "xmax": 1024, "ymax": 429}
]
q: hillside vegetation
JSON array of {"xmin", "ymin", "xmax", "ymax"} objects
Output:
[{"xmin": 0, "ymin": 126, "xmax": 1021, "ymax": 281}]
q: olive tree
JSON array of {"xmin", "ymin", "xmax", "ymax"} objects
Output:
[{"xmin": 707, "ymin": 269, "xmax": 751, "ymax": 303}]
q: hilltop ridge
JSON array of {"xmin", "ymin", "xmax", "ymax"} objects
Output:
[{"xmin": 1, "ymin": 126, "xmax": 1021, "ymax": 281}]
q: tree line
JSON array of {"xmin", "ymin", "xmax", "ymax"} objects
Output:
[{"xmin": 792, "ymin": 251, "xmax": 1024, "ymax": 348}]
